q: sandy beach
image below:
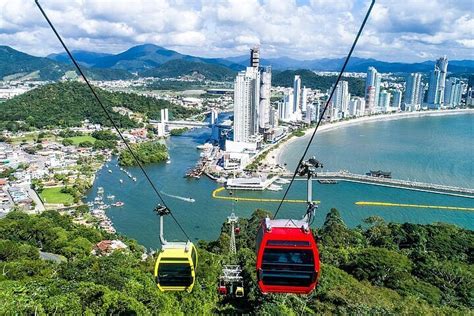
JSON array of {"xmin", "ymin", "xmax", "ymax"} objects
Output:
[{"xmin": 264, "ymin": 108, "xmax": 474, "ymax": 167}]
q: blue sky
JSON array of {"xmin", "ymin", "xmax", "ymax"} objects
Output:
[{"xmin": 0, "ymin": 0, "xmax": 472, "ymax": 62}]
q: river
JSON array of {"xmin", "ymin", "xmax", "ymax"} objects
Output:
[{"xmin": 85, "ymin": 113, "xmax": 474, "ymax": 249}]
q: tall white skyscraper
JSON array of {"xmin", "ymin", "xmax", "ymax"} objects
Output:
[
  {"xmin": 392, "ymin": 89, "xmax": 402, "ymax": 110},
  {"xmin": 349, "ymin": 97, "xmax": 365, "ymax": 117},
  {"xmin": 379, "ymin": 91, "xmax": 391, "ymax": 112},
  {"xmin": 278, "ymin": 88, "xmax": 293, "ymax": 121},
  {"xmin": 301, "ymin": 87, "xmax": 308, "ymax": 113},
  {"xmin": 293, "ymin": 75, "xmax": 301, "ymax": 113},
  {"xmin": 233, "ymin": 66, "xmax": 259, "ymax": 142},
  {"xmin": 427, "ymin": 56, "xmax": 448, "ymax": 108},
  {"xmin": 444, "ymin": 77, "xmax": 463, "ymax": 107},
  {"xmin": 259, "ymin": 66, "xmax": 272, "ymax": 129},
  {"xmin": 331, "ymin": 80, "xmax": 350, "ymax": 118},
  {"xmin": 365, "ymin": 66, "xmax": 381, "ymax": 111},
  {"xmin": 233, "ymin": 47, "xmax": 272, "ymax": 143},
  {"xmin": 404, "ymin": 73, "xmax": 422, "ymax": 110}
]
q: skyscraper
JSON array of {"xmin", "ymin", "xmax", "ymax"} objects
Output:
[
  {"xmin": 278, "ymin": 89, "xmax": 293, "ymax": 121},
  {"xmin": 427, "ymin": 56, "xmax": 448, "ymax": 108},
  {"xmin": 365, "ymin": 66, "xmax": 381, "ymax": 112},
  {"xmin": 233, "ymin": 66, "xmax": 259, "ymax": 143},
  {"xmin": 404, "ymin": 73, "xmax": 422, "ymax": 111},
  {"xmin": 233, "ymin": 47, "xmax": 273, "ymax": 143},
  {"xmin": 379, "ymin": 90, "xmax": 391, "ymax": 112},
  {"xmin": 444, "ymin": 77, "xmax": 463, "ymax": 107},
  {"xmin": 392, "ymin": 89, "xmax": 402, "ymax": 110},
  {"xmin": 331, "ymin": 80, "xmax": 350, "ymax": 118},
  {"xmin": 293, "ymin": 75, "xmax": 301, "ymax": 114},
  {"xmin": 259, "ymin": 66, "xmax": 272, "ymax": 130}
]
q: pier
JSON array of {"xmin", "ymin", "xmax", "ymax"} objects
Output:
[{"xmin": 284, "ymin": 171, "xmax": 474, "ymax": 199}]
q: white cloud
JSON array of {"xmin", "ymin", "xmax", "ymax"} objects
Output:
[{"xmin": 0, "ymin": 0, "xmax": 472, "ymax": 62}]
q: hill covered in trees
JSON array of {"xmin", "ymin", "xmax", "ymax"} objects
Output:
[
  {"xmin": 0, "ymin": 208, "xmax": 472, "ymax": 314},
  {"xmin": 0, "ymin": 46, "xmax": 133, "ymax": 81},
  {"xmin": 273, "ymin": 69, "xmax": 366, "ymax": 96},
  {"xmin": 141, "ymin": 59, "xmax": 236, "ymax": 81},
  {"xmin": 0, "ymin": 81, "xmax": 198, "ymax": 130}
]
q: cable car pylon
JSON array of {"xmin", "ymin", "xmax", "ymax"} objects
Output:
[{"xmin": 218, "ymin": 212, "xmax": 244, "ymax": 298}]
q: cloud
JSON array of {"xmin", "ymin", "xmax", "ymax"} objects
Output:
[{"xmin": 0, "ymin": 0, "xmax": 472, "ymax": 62}]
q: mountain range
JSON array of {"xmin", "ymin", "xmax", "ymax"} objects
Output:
[{"xmin": 1, "ymin": 44, "xmax": 473, "ymax": 82}]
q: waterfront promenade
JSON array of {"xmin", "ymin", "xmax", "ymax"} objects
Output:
[{"xmin": 286, "ymin": 171, "xmax": 474, "ymax": 199}]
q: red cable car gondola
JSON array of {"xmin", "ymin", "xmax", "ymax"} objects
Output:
[
  {"xmin": 256, "ymin": 158, "xmax": 322, "ymax": 294},
  {"xmin": 256, "ymin": 217, "xmax": 320, "ymax": 294}
]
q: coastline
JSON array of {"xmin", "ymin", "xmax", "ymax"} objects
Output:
[{"xmin": 265, "ymin": 108, "xmax": 474, "ymax": 167}]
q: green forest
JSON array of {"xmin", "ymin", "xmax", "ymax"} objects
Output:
[
  {"xmin": 0, "ymin": 81, "xmax": 199, "ymax": 130},
  {"xmin": 0, "ymin": 208, "xmax": 472, "ymax": 314},
  {"xmin": 119, "ymin": 141, "xmax": 168, "ymax": 166},
  {"xmin": 272, "ymin": 69, "xmax": 366, "ymax": 96}
]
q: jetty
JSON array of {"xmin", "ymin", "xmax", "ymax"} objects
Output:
[{"xmin": 283, "ymin": 171, "xmax": 474, "ymax": 198}]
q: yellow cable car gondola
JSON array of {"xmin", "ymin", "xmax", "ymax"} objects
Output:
[{"xmin": 154, "ymin": 206, "xmax": 197, "ymax": 292}]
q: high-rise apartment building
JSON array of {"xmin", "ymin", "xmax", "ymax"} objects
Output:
[
  {"xmin": 379, "ymin": 90, "xmax": 391, "ymax": 112},
  {"xmin": 444, "ymin": 77, "xmax": 463, "ymax": 107},
  {"xmin": 233, "ymin": 66, "xmax": 259, "ymax": 142},
  {"xmin": 365, "ymin": 66, "xmax": 381, "ymax": 112},
  {"xmin": 293, "ymin": 75, "xmax": 301, "ymax": 114},
  {"xmin": 427, "ymin": 56, "xmax": 448, "ymax": 108},
  {"xmin": 392, "ymin": 89, "xmax": 402, "ymax": 109},
  {"xmin": 233, "ymin": 47, "xmax": 272, "ymax": 143},
  {"xmin": 404, "ymin": 73, "xmax": 422, "ymax": 110}
]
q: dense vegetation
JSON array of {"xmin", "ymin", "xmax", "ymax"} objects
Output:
[
  {"xmin": 0, "ymin": 209, "xmax": 472, "ymax": 314},
  {"xmin": 273, "ymin": 69, "xmax": 365, "ymax": 96},
  {"xmin": 0, "ymin": 81, "xmax": 198, "ymax": 130},
  {"xmin": 141, "ymin": 59, "xmax": 236, "ymax": 81},
  {"xmin": 0, "ymin": 46, "xmax": 133, "ymax": 81},
  {"xmin": 118, "ymin": 141, "xmax": 168, "ymax": 166}
]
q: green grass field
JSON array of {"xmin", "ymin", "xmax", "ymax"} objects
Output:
[
  {"xmin": 40, "ymin": 187, "xmax": 74, "ymax": 204},
  {"xmin": 66, "ymin": 135, "xmax": 97, "ymax": 145}
]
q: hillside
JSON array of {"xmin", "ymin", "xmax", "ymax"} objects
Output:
[
  {"xmin": 0, "ymin": 46, "xmax": 133, "ymax": 81},
  {"xmin": 227, "ymin": 55, "xmax": 474, "ymax": 73},
  {"xmin": 141, "ymin": 59, "xmax": 236, "ymax": 81},
  {"xmin": 0, "ymin": 209, "xmax": 471, "ymax": 314},
  {"xmin": 0, "ymin": 81, "xmax": 197, "ymax": 130},
  {"xmin": 49, "ymin": 44, "xmax": 244, "ymax": 73},
  {"xmin": 273, "ymin": 69, "xmax": 366, "ymax": 96}
]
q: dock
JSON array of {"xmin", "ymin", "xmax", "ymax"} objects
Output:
[{"xmin": 283, "ymin": 171, "xmax": 474, "ymax": 199}]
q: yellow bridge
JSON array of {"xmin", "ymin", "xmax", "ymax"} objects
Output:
[{"xmin": 212, "ymin": 187, "xmax": 320, "ymax": 204}]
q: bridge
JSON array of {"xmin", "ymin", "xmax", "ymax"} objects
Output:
[
  {"xmin": 282, "ymin": 171, "xmax": 474, "ymax": 199},
  {"xmin": 149, "ymin": 120, "xmax": 232, "ymax": 129}
]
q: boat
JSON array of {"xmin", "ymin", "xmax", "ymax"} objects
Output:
[
  {"xmin": 105, "ymin": 164, "xmax": 109, "ymax": 168},
  {"xmin": 196, "ymin": 143, "xmax": 213, "ymax": 150},
  {"xmin": 97, "ymin": 187, "xmax": 104, "ymax": 194},
  {"xmin": 275, "ymin": 178, "xmax": 290, "ymax": 184},
  {"xmin": 216, "ymin": 177, "xmax": 227, "ymax": 183},
  {"xmin": 166, "ymin": 159, "xmax": 171, "ymax": 164},
  {"xmin": 132, "ymin": 177, "xmax": 137, "ymax": 182},
  {"xmin": 318, "ymin": 179, "xmax": 338, "ymax": 184},
  {"xmin": 108, "ymin": 169, "xmax": 112, "ymax": 173},
  {"xmin": 120, "ymin": 167, "xmax": 124, "ymax": 171},
  {"xmin": 113, "ymin": 201, "xmax": 124, "ymax": 207},
  {"xmin": 267, "ymin": 184, "xmax": 283, "ymax": 191},
  {"xmin": 107, "ymin": 195, "xmax": 115, "ymax": 200},
  {"xmin": 119, "ymin": 179, "xmax": 123, "ymax": 184}
]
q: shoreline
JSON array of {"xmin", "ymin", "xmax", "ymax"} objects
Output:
[{"xmin": 265, "ymin": 108, "xmax": 474, "ymax": 167}]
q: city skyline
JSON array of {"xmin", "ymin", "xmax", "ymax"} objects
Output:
[{"xmin": 1, "ymin": 0, "xmax": 473, "ymax": 62}]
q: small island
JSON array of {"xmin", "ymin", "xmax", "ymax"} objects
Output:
[{"xmin": 118, "ymin": 141, "xmax": 168, "ymax": 166}]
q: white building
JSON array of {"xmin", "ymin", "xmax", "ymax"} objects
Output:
[
  {"xmin": 444, "ymin": 77, "xmax": 463, "ymax": 107},
  {"xmin": 427, "ymin": 56, "xmax": 448, "ymax": 109},
  {"xmin": 233, "ymin": 67, "xmax": 259, "ymax": 143},
  {"xmin": 293, "ymin": 75, "xmax": 301, "ymax": 113},
  {"xmin": 365, "ymin": 67, "xmax": 381, "ymax": 111},
  {"xmin": 392, "ymin": 89, "xmax": 402, "ymax": 110},
  {"xmin": 404, "ymin": 73, "xmax": 422, "ymax": 111},
  {"xmin": 379, "ymin": 91, "xmax": 391, "ymax": 112}
]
